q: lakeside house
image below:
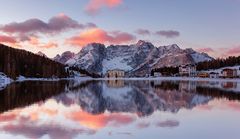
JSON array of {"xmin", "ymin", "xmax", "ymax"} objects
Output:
[
  {"xmin": 106, "ymin": 69, "xmax": 125, "ymax": 78},
  {"xmin": 153, "ymin": 72, "xmax": 162, "ymax": 77},
  {"xmin": 221, "ymin": 68, "xmax": 238, "ymax": 78},
  {"xmin": 179, "ymin": 64, "xmax": 196, "ymax": 77},
  {"xmin": 197, "ymin": 72, "xmax": 209, "ymax": 78},
  {"xmin": 209, "ymin": 72, "xmax": 219, "ymax": 78}
]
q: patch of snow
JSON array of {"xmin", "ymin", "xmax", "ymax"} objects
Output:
[
  {"xmin": 102, "ymin": 57, "xmax": 133, "ymax": 74},
  {"xmin": 66, "ymin": 58, "xmax": 77, "ymax": 66},
  {"xmin": 15, "ymin": 75, "xmax": 64, "ymax": 82},
  {"xmin": 191, "ymin": 95, "xmax": 211, "ymax": 105},
  {"xmin": 0, "ymin": 72, "xmax": 12, "ymax": 90},
  {"xmin": 102, "ymin": 83, "xmax": 133, "ymax": 101},
  {"xmin": 191, "ymin": 53, "xmax": 212, "ymax": 63}
]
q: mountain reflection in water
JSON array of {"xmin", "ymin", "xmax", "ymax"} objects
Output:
[{"xmin": 0, "ymin": 79, "xmax": 240, "ymax": 139}]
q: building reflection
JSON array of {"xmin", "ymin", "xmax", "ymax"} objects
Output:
[
  {"xmin": 107, "ymin": 80, "xmax": 125, "ymax": 88},
  {"xmin": 221, "ymin": 82, "xmax": 237, "ymax": 89}
]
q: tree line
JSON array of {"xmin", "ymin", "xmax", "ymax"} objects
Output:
[
  {"xmin": 152, "ymin": 56, "xmax": 240, "ymax": 74},
  {"xmin": 196, "ymin": 56, "xmax": 240, "ymax": 71},
  {"xmin": 0, "ymin": 44, "xmax": 68, "ymax": 79},
  {"xmin": 151, "ymin": 67, "xmax": 179, "ymax": 76}
]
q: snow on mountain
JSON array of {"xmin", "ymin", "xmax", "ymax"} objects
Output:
[
  {"xmin": 57, "ymin": 40, "xmax": 213, "ymax": 77},
  {"xmin": 102, "ymin": 57, "xmax": 133, "ymax": 74},
  {"xmin": 53, "ymin": 51, "xmax": 75, "ymax": 64}
]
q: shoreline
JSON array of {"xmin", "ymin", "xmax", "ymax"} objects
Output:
[
  {"xmin": 92, "ymin": 77, "xmax": 240, "ymax": 82},
  {"xmin": 1, "ymin": 76, "xmax": 240, "ymax": 89}
]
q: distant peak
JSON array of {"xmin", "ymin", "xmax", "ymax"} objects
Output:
[
  {"xmin": 136, "ymin": 40, "xmax": 147, "ymax": 46},
  {"xmin": 84, "ymin": 43, "xmax": 105, "ymax": 48},
  {"xmin": 184, "ymin": 48, "xmax": 195, "ymax": 53},
  {"xmin": 36, "ymin": 51, "xmax": 47, "ymax": 57},
  {"xmin": 61, "ymin": 51, "xmax": 75, "ymax": 56},
  {"xmin": 136, "ymin": 40, "xmax": 154, "ymax": 47},
  {"xmin": 159, "ymin": 44, "xmax": 181, "ymax": 51},
  {"xmin": 168, "ymin": 44, "xmax": 180, "ymax": 49}
]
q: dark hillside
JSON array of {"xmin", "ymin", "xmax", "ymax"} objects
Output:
[{"xmin": 0, "ymin": 44, "xmax": 68, "ymax": 79}]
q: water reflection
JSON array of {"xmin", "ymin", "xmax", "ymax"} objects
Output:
[{"xmin": 0, "ymin": 80, "xmax": 240, "ymax": 139}]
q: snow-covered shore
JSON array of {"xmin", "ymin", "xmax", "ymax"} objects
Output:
[
  {"xmin": 1, "ymin": 73, "xmax": 240, "ymax": 91},
  {"xmin": 15, "ymin": 76, "xmax": 93, "ymax": 82},
  {"xmin": 0, "ymin": 73, "xmax": 13, "ymax": 90},
  {"xmin": 92, "ymin": 77, "xmax": 240, "ymax": 82}
]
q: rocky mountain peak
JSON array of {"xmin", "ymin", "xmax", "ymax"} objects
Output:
[
  {"xmin": 55, "ymin": 41, "xmax": 213, "ymax": 77},
  {"xmin": 82, "ymin": 43, "xmax": 105, "ymax": 52},
  {"xmin": 184, "ymin": 48, "xmax": 195, "ymax": 53},
  {"xmin": 136, "ymin": 40, "xmax": 154, "ymax": 48},
  {"xmin": 160, "ymin": 44, "xmax": 180, "ymax": 51}
]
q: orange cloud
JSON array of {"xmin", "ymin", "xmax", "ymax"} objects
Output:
[
  {"xmin": 67, "ymin": 110, "xmax": 136, "ymax": 130},
  {"xmin": 65, "ymin": 28, "xmax": 135, "ymax": 47},
  {"xmin": 29, "ymin": 37, "xmax": 39, "ymax": 45},
  {"xmin": 28, "ymin": 37, "xmax": 58, "ymax": 49},
  {"xmin": 40, "ymin": 42, "xmax": 58, "ymax": 49},
  {"xmin": 85, "ymin": 0, "xmax": 123, "ymax": 15}
]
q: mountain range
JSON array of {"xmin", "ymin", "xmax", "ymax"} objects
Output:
[{"xmin": 53, "ymin": 40, "xmax": 213, "ymax": 77}]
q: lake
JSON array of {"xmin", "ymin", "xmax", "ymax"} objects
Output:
[{"xmin": 0, "ymin": 79, "xmax": 240, "ymax": 139}]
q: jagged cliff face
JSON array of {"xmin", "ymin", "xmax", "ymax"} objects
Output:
[{"xmin": 55, "ymin": 40, "xmax": 213, "ymax": 77}]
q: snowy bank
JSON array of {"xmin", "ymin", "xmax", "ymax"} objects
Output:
[
  {"xmin": 0, "ymin": 73, "xmax": 13, "ymax": 90},
  {"xmin": 15, "ymin": 75, "xmax": 93, "ymax": 82},
  {"xmin": 91, "ymin": 77, "xmax": 240, "ymax": 82}
]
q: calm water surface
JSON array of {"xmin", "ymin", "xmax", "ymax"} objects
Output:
[{"xmin": 0, "ymin": 79, "xmax": 240, "ymax": 139}]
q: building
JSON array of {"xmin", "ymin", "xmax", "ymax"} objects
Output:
[
  {"xmin": 209, "ymin": 72, "xmax": 219, "ymax": 78},
  {"xmin": 153, "ymin": 72, "xmax": 162, "ymax": 77},
  {"xmin": 197, "ymin": 72, "xmax": 209, "ymax": 78},
  {"xmin": 106, "ymin": 69, "xmax": 125, "ymax": 78},
  {"xmin": 179, "ymin": 64, "xmax": 196, "ymax": 77},
  {"xmin": 222, "ymin": 68, "xmax": 237, "ymax": 78}
]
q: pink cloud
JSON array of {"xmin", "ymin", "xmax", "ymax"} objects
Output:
[
  {"xmin": 65, "ymin": 28, "xmax": 135, "ymax": 47},
  {"xmin": 196, "ymin": 47, "xmax": 214, "ymax": 53},
  {"xmin": 135, "ymin": 29, "xmax": 151, "ymax": 36},
  {"xmin": 155, "ymin": 30, "xmax": 180, "ymax": 38},
  {"xmin": 0, "ymin": 113, "xmax": 17, "ymax": 122},
  {"xmin": 136, "ymin": 122, "xmax": 150, "ymax": 129},
  {"xmin": 225, "ymin": 46, "xmax": 240, "ymax": 56},
  {"xmin": 0, "ymin": 14, "xmax": 82, "ymax": 35},
  {"xmin": 1, "ymin": 116, "xmax": 95, "ymax": 139},
  {"xmin": 0, "ymin": 35, "xmax": 16, "ymax": 43},
  {"xmin": 156, "ymin": 120, "xmax": 179, "ymax": 128},
  {"xmin": 85, "ymin": 0, "xmax": 123, "ymax": 15}
]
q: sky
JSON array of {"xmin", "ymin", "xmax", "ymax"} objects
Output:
[{"xmin": 0, "ymin": 0, "xmax": 240, "ymax": 58}]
